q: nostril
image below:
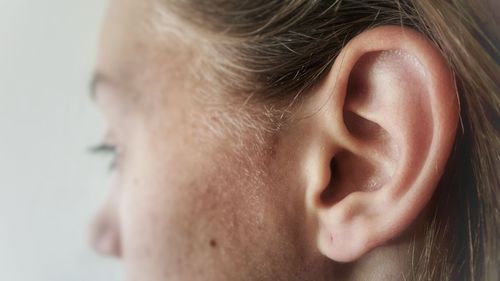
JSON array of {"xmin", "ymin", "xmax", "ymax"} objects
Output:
[{"xmin": 89, "ymin": 211, "xmax": 122, "ymax": 258}]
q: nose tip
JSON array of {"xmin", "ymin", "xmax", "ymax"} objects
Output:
[{"xmin": 89, "ymin": 209, "xmax": 122, "ymax": 257}]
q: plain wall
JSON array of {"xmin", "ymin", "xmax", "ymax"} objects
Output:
[{"xmin": 0, "ymin": 0, "xmax": 123, "ymax": 280}]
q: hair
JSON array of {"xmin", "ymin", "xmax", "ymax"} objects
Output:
[{"xmin": 156, "ymin": 0, "xmax": 499, "ymax": 280}]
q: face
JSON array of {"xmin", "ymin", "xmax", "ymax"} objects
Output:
[{"xmin": 89, "ymin": 0, "xmax": 329, "ymax": 280}]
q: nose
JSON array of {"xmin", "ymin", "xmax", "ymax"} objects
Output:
[{"xmin": 89, "ymin": 200, "xmax": 122, "ymax": 257}]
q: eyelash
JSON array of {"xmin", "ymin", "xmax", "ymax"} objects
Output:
[{"xmin": 90, "ymin": 143, "xmax": 120, "ymax": 171}]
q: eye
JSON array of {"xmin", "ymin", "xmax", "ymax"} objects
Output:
[{"xmin": 90, "ymin": 143, "xmax": 121, "ymax": 172}]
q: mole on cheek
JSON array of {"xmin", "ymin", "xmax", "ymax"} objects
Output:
[{"xmin": 209, "ymin": 239, "xmax": 217, "ymax": 248}]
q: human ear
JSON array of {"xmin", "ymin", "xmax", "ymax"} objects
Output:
[{"xmin": 304, "ymin": 26, "xmax": 459, "ymax": 262}]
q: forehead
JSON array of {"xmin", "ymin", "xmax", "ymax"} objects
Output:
[
  {"xmin": 97, "ymin": 0, "xmax": 152, "ymax": 81},
  {"xmin": 96, "ymin": 0, "xmax": 203, "ymax": 106}
]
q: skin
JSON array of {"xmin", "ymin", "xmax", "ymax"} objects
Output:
[
  {"xmin": 90, "ymin": 0, "xmax": 459, "ymax": 280},
  {"xmin": 91, "ymin": 0, "xmax": 327, "ymax": 280}
]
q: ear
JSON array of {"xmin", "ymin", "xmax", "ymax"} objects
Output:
[{"xmin": 304, "ymin": 26, "xmax": 459, "ymax": 262}]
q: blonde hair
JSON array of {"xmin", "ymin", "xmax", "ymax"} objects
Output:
[{"xmin": 157, "ymin": 0, "xmax": 499, "ymax": 280}]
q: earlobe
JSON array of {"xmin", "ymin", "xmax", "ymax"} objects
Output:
[{"xmin": 307, "ymin": 26, "xmax": 459, "ymax": 262}]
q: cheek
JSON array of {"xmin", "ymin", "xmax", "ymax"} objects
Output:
[
  {"xmin": 119, "ymin": 153, "xmax": 274, "ymax": 279},
  {"xmin": 115, "ymin": 107, "xmax": 311, "ymax": 280},
  {"xmin": 115, "ymin": 118, "xmax": 259, "ymax": 277}
]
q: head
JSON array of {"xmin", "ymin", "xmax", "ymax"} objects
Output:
[{"xmin": 89, "ymin": 0, "xmax": 499, "ymax": 280}]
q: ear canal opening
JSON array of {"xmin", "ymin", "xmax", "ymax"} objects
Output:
[
  {"xmin": 319, "ymin": 158, "xmax": 339, "ymax": 206},
  {"xmin": 319, "ymin": 151, "xmax": 382, "ymax": 208}
]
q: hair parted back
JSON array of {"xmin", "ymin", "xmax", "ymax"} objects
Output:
[{"xmin": 156, "ymin": 0, "xmax": 499, "ymax": 280}]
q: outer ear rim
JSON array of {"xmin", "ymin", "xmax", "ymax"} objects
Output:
[{"xmin": 311, "ymin": 26, "xmax": 459, "ymax": 263}]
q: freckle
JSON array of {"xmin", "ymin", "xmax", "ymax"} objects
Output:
[{"xmin": 209, "ymin": 239, "xmax": 217, "ymax": 248}]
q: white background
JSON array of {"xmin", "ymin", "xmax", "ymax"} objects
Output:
[{"xmin": 0, "ymin": 0, "xmax": 123, "ymax": 280}]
